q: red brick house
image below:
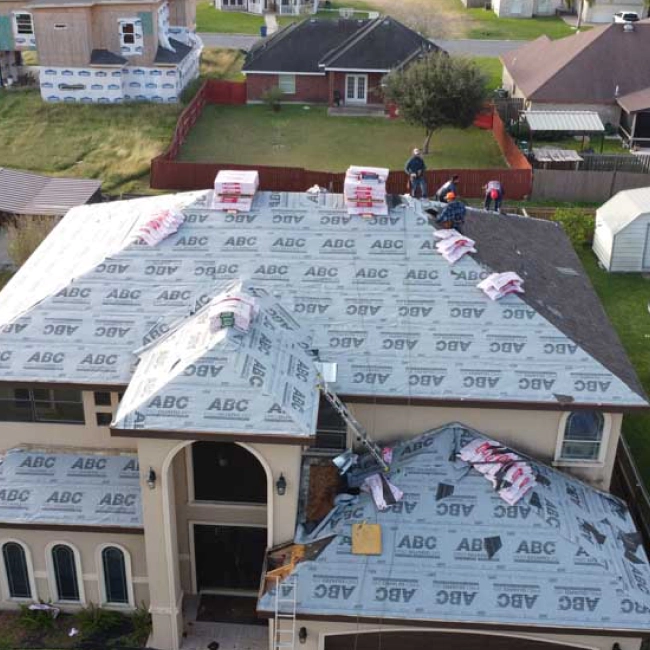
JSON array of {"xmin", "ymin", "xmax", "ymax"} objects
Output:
[{"xmin": 242, "ymin": 16, "xmax": 440, "ymax": 106}]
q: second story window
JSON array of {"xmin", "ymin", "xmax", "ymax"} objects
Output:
[
  {"xmin": 0, "ymin": 387, "xmax": 84, "ymax": 424},
  {"xmin": 13, "ymin": 13, "xmax": 34, "ymax": 36},
  {"xmin": 558, "ymin": 411, "xmax": 605, "ymax": 462},
  {"xmin": 118, "ymin": 19, "xmax": 143, "ymax": 56}
]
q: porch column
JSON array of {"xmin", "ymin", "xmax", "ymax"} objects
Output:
[
  {"xmin": 138, "ymin": 438, "xmax": 186, "ymax": 650},
  {"xmin": 631, "ymin": 112, "xmax": 638, "ymax": 148}
]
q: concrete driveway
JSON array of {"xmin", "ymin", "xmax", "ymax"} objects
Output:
[{"xmin": 198, "ymin": 32, "xmax": 527, "ymax": 56}]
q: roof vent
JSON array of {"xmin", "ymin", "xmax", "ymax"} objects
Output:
[{"xmin": 624, "ymin": 22, "xmax": 634, "ymax": 32}]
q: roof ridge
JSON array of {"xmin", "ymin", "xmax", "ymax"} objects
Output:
[{"xmin": 245, "ymin": 19, "xmax": 303, "ymax": 66}]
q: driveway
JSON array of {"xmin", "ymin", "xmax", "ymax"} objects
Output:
[{"xmin": 198, "ymin": 32, "xmax": 527, "ymax": 56}]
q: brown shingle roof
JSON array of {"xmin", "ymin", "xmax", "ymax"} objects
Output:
[{"xmin": 501, "ymin": 22, "xmax": 650, "ymax": 104}]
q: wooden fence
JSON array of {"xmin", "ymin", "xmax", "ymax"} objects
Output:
[{"xmin": 150, "ymin": 83, "xmax": 533, "ymax": 199}]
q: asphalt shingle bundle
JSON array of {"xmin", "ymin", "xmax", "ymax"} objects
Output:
[
  {"xmin": 344, "ymin": 165, "xmax": 389, "ymax": 216},
  {"xmin": 212, "ymin": 170, "xmax": 259, "ymax": 212}
]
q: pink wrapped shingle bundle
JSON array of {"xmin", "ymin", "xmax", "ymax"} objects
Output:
[
  {"xmin": 477, "ymin": 272, "xmax": 524, "ymax": 300},
  {"xmin": 214, "ymin": 170, "xmax": 259, "ymax": 196},
  {"xmin": 433, "ymin": 230, "xmax": 476, "ymax": 264},
  {"xmin": 212, "ymin": 170, "xmax": 259, "ymax": 213},
  {"xmin": 208, "ymin": 295, "xmax": 258, "ymax": 333},
  {"xmin": 136, "ymin": 209, "xmax": 185, "ymax": 246},
  {"xmin": 344, "ymin": 165, "xmax": 389, "ymax": 217}
]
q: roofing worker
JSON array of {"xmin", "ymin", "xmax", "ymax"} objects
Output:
[
  {"xmin": 484, "ymin": 180, "xmax": 504, "ymax": 212},
  {"xmin": 434, "ymin": 193, "xmax": 466, "ymax": 233},
  {"xmin": 434, "ymin": 175, "xmax": 460, "ymax": 202},
  {"xmin": 405, "ymin": 148, "xmax": 427, "ymax": 199}
]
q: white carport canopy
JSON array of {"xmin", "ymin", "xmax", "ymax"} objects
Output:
[{"xmin": 523, "ymin": 110, "xmax": 605, "ymax": 132}]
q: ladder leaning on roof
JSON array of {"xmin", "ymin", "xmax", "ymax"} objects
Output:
[
  {"xmin": 273, "ymin": 576, "xmax": 297, "ymax": 650},
  {"xmin": 317, "ymin": 376, "xmax": 389, "ymax": 472}
]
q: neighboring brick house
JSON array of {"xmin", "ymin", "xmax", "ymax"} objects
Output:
[
  {"xmin": 242, "ymin": 16, "xmax": 439, "ymax": 106},
  {"xmin": 501, "ymin": 21, "xmax": 650, "ymax": 141},
  {"xmin": 0, "ymin": 0, "xmax": 201, "ymax": 103}
]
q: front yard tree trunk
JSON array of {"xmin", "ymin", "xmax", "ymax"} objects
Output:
[{"xmin": 423, "ymin": 130, "xmax": 434, "ymax": 154}]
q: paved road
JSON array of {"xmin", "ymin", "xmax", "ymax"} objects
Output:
[{"xmin": 198, "ymin": 32, "xmax": 527, "ymax": 55}]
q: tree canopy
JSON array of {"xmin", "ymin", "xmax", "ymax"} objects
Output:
[{"xmin": 383, "ymin": 53, "xmax": 489, "ymax": 153}]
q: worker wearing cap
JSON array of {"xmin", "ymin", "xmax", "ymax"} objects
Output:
[
  {"xmin": 405, "ymin": 148, "xmax": 427, "ymax": 199},
  {"xmin": 434, "ymin": 192, "xmax": 466, "ymax": 233},
  {"xmin": 434, "ymin": 175, "xmax": 460, "ymax": 203},
  {"xmin": 484, "ymin": 180, "xmax": 504, "ymax": 212}
]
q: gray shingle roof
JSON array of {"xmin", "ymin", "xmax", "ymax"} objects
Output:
[
  {"xmin": 90, "ymin": 49, "xmax": 127, "ymax": 66},
  {"xmin": 154, "ymin": 37, "xmax": 193, "ymax": 65}
]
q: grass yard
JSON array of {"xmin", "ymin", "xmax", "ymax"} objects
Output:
[
  {"xmin": 577, "ymin": 248, "xmax": 650, "ymax": 488},
  {"xmin": 466, "ymin": 10, "xmax": 576, "ymax": 39},
  {"xmin": 196, "ymin": 1, "xmax": 264, "ymax": 32},
  {"xmin": 178, "ymin": 104, "xmax": 506, "ymax": 169},
  {"xmin": 472, "ymin": 56, "xmax": 503, "ymax": 92}
]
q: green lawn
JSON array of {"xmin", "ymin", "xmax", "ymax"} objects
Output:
[
  {"xmin": 472, "ymin": 56, "xmax": 503, "ymax": 92},
  {"xmin": 196, "ymin": 1, "xmax": 264, "ymax": 33},
  {"xmin": 178, "ymin": 104, "xmax": 506, "ymax": 169},
  {"xmin": 577, "ymin": 248, "xmax": 650, "ymax": 488},
  {"xmin": 467, "ymin": 11, "xmax": 576, "ymax": 39}
]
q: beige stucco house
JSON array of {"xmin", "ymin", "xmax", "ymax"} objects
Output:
[{"xmin": 0, "ymin": 189, "xmax": 648, "ymax": 650}]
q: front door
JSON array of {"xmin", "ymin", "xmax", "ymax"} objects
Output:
[
  {"xmin": 643, "ymin": 224, "xmax": 650, "ymax": 270},
  {"xmin": 345, "ymin": 74, "xmax": 367, "ymax": 104},
  {"xmin": 193, "ymin": 524, "xmax": 267, "ymax": 593}
]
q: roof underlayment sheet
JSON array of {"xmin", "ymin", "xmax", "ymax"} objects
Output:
[
  {"xmin": 258, "ymin": 424, "xmax": 650, "ymax": 632},
  {"xmin": 0, "ymin": 449, "xmax": 142, "ymax": 528},
  {"xmin": 0, "ymin": 191, "xmax": 646, "ymax": 431},
  {"xmin": 523, "ymin": 110, "xmax": 605, "ymax": 133}
]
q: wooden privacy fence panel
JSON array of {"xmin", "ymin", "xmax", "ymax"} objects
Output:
[
  {"xmin": 492, "ymin": 111, "xmax": 531, "ymax": 171},
  {"xmin": 205, "ymin": 79, "xmax": 247, "ymax": 105}
]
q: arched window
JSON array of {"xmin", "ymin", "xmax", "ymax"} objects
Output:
[
  {"xmin": 560, "ymin": 412, "xmax": 605, "ymax": 461},
  {"xmin": 2, "ymin": 542, "xmax": 32, "ymax": 599},
  {"xmin": 101, "ymin": 546, "xmax": 129, "ymax": 605},
  {"xmin": 51, "ymin": 544, "xmax": 80, "ymax": 602}
]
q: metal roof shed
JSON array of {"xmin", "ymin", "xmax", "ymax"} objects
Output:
[
  {"xmin": 520, "ymin": 110, "xmax": 606, "ymax": 152},
  {"xmin": 593, "ymin": 186, "xmax": 650, "ymax": 272},
  {"xmin": 0, "ymin": 167, "xmax": 102, "ymax": 217}
]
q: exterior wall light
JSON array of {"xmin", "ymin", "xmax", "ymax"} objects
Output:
[
  {"xmin": 147, "ymin": 467, "xmax": 157, "ymax": 490},
  {"xmin": 276, "ymin": 473, "xmax": 287, "ymax": 496},
  {"xmin": 299, "ymin": 627, "xmax": 308, "ymax": 644}
]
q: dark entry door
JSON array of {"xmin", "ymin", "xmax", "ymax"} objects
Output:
[{"xmin": 194, "ymin": 525, "xmax": 267, "ymax": 592}]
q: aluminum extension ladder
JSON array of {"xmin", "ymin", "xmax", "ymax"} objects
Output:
[
  {"xmin": 318, "ymin": 379, "xmax": 389, "ymax": 472},
  {"xmin": 273, "ymin": 576, "xmax": 297, "ymax": 650}
]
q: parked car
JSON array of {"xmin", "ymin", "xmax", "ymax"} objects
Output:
[{"xmin": 613, "ymin": 11, "xmax": 639, "ymax": 22}]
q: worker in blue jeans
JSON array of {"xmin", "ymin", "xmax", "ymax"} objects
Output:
[{"xmin": 405, "ymin": 148, "xmax": 427, "ymax": 199}]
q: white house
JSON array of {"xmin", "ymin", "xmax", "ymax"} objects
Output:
[{"xmin": 593, "ymin": 186, "xmax": 650, "ymax": 271}]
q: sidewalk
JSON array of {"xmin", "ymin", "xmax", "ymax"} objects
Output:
[{"xmin": 264, "ymin": 13, "xmax": 279, "ymax": 35}]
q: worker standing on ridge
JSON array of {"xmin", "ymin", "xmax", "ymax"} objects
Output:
[
  {"xmin": 484, "ymin": 180, "xmax": 504, "ymax": 212},
  {"xmin": 405, "ymin": 148, "xmax": 427, "ymax": 199},
  {"xmin": 434, "ymin": 175, "xmax": 460, "ymax": 202},
  {"xmin": 434, "ymin": 192, "xmax": 466, "ymax": 233}
]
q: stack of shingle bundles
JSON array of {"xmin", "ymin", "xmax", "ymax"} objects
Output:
[
  {"xmin": 212, "ymin": 170, "xmax": 259, "ymax": 212},
  {"xmin": 477, "ymin": 272, "xmax": 524, "ymax": 301},
  {"xmin": 433, "ymin": 230, "xmax": 476, "ymax": 264},
  {"xmin": 136, "ymin": 209, "xmax": 185, "ymax": 246},
  {"xmin": 344, "ymin": 166, "xmax": 389, "ymax": 217}
]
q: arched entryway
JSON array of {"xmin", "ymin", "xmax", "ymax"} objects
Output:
[{"xmin": 325, "ymin": 631, "xmax": 593, "ymax": 650}]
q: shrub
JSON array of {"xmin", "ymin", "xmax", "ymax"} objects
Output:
[
  {"xmin": 75, "ymin": 603, "xmax": 124, "ymax": 640},
  {"xmin": 262, "ymin": 86, "xmax": 284, "ymax": 111},
  {"xmin": 6, "ymin": 216, "xmax": 58, "ymax": 267},
  {"xmin": 128, "ymin": 603, "xmax": 152, "ymax": 646},
  {"xmin": 17, "ymin": 604, "xmax": 56, "ymax": 635},
  {"xmin": 550, "ymin": 208, "xmax": 595, "ymax": 248}
]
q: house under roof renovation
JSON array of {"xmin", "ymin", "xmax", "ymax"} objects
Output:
[{"xmin": 0, "ymin": 183, "xmax": 647, "ymax": 650}]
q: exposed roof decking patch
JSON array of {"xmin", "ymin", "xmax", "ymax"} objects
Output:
[
  {"xmin": 0, "ymin": 191, "xmax": 645, "ymax": 411},
  {"xmin": 258, "ymin": 424, "xmax": 650, "ymax": 632}
]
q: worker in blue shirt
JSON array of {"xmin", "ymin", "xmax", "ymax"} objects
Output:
[
  {"xmin": 405, "ymin": 148, "xmax": 427, "ymax": 199},
  {"xmin": 434, "ymin": 193, "xmax": 466, "ymax": 233},
  {"xmin": 434, "ymin": 175, "xmax": 460, "ymax": 202}
]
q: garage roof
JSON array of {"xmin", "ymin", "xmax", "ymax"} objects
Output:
[
  {"xmin": 258, "ymin": 423, "xmax": 650, "ymax": 633},
  {"xmin": 0, "ymin": 167, "xmax": 101, "ymax": 216},
  {"xmin": 0, "ymin": 449, "xmax": 142, "ymax": 529},
  {"xmin": 0, "ymin": 191, "xmax": 645, "ymax": 416},
  {"xmin": 522, "ymin": 110, "xmax": 605, "ymax": 133}
]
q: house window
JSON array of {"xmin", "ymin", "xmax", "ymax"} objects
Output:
[
  {"xmin": 51, "ymin": 544, "xmax": 81, "ymax": 602},
  {"xmin": 278, "ymin": 74, "xmax": 295, "ymax": 95},
  {"xmin": 118, "ymin": 19, "xmax": 143, "ymax": 56},
  {"xmin": 0, "ymin": 387, "xmax": 84, "ymax": 424},
  {"xmin": 101, "ymin": 546, "xmax": 130, "ymax": 605},
  {"xmin": 94, "ymin": 391, "xmax": 112, "ymax": 406},
  {"xmin": 558, "ymin": 412, "xmax": 605, "ymax": 461},
  {"xmin": 314, "ymin": 396, "xmax": 347, "ymax": 449},
  {"xmin": 13, "ymin": 13, "xmax": 34, "ymax": 36},
  {"xmin": 96, "ymin": 412, "xmax": 112, "ymax": 426},
  {"xmin": 2, "ymin": 542, "xmax": 32, "ymax": 599}
]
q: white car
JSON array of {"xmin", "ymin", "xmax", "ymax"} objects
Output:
[{"xmin": 613, "ymin": 11, "xmax": 640, "ymax": 22}]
